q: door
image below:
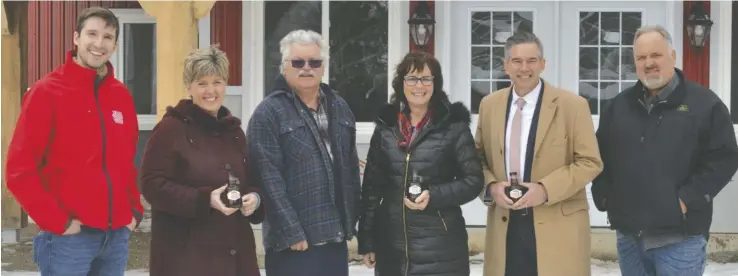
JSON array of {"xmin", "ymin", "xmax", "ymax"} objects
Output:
[
  {"xmin": 560, "ymin": 1, "xmax": 669, "ymax": 227},
  {"xmin": 450, "ymin": 1, "xmax": 556, "ymax": 226}
]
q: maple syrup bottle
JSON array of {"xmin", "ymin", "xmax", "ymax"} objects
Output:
[
  {"xmin": 221, "ymin": 164, "xmax": 242, "ymax": 208},
  {"xmin": 406, "ymin": 171, "xmax": 424, "ymax": 203},
  {"xmin": 505, "ymin": 172, "xmax": 528, "ymax": 203}
]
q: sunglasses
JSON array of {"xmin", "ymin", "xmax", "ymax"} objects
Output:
[
  {"xmin": 404, "ymin": 76, "xmax": 434, "ymax": 86},
  {"xmin": 289, "ymin": 59, "xmax": 323, "ymax": 69}
]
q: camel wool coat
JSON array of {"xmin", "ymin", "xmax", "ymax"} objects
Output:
[{"xmin": 474, "ymin": 82, "xmax": 603, "ymax": 276}]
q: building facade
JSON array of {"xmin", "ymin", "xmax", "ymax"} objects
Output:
[{"xmin": 4, "ymin": 1, "xmax": 737, "ymax": 237}]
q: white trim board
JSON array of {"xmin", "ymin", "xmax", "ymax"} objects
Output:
[
  {"xmin": 710, "ymin": 1, "xmax": 731, "ymax": 109},
  {"xmin": 198, "ymin": 14, "xmax": 210, "ymax": 49}
]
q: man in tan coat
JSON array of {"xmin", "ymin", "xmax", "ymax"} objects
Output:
[{"xmin": 475, "ymin": 32, "xmax": 603, "ymax": 276}]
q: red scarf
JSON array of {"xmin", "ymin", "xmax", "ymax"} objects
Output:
[{"xmin": 397, "ymin": 109, "xmax": 432, "ymax": 151}]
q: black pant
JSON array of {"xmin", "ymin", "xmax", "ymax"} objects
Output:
[
  {"xmin": 265, "ymin": 241, "xmax": 348, "ymax": 276},
  {"xmin": 505, "ymin": 208, "xmax": 538, "ymax": 276}
]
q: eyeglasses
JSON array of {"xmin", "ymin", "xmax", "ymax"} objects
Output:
[
  {"xmin": 404, "ymin": 76, "xmax": 434, "ymax": 86},
  {"xmin": 289, "ymin": 59, "xmax": 323, "ymax": 69}
]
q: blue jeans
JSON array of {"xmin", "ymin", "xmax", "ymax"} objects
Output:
[
  {"xmin": 616, "ymin": 231, "xmax": 707, "ymax": 276},
  {"xmin": 33, "ymin": 226, "xmax": 131, "ymax": 276}
]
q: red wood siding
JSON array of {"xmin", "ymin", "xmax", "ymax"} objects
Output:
[
  {"xmin": 26, "ymin": 1, "xmax": 141, "ymax": 88},
  {"xmin": 682, "ymin": 0, "xmax": 711, "ymax": 88},
  {"xmin": 409, "ymin": 1, "xmax": 436, "ymax": 55},
  {"xmin": 210, "ymin": 1, "xmax": 243, "ymax": 86}
]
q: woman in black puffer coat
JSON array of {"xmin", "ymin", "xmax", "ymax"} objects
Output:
[{"xmin": 358, "ymin": 52, "xmax": 484, "ymax": 276}]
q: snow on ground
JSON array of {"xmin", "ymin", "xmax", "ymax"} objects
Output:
[{"xmin": 3, "ymin": 262, "xmax": 738, "ymax": 276}]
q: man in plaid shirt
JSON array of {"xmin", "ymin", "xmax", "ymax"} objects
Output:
[{"xmin": 246, "ymin": 30, "xmax": 361, "ymax": 276}]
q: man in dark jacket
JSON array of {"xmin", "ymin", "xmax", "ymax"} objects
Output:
[
  {"xmin": 592, "ymin": 25, "xmax": 738, "ymax": 276},
  {"xmin": 5, "ymin": 7, "xmax": 142, "ymax": 276},
  {"xmin": 246, "ymin": 29, "xmax": 361, "ymax": 276}
]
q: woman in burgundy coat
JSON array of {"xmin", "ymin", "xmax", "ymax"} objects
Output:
[{"xmin": 140, "ymin": 45, "xmax": 265, "ymax": 276}]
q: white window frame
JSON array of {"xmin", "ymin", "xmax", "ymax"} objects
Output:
[
  {"xmin": 242, "ymin": 1, "xmax": 409, "ymax": 143},
  {"xmin": 108, "ymin": 9, "xmax": 156, "ymax": 131}
]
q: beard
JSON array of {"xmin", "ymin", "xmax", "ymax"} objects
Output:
[{"xmin": 642, "ymin": 76, "xmax": 665, "ymax": 90}]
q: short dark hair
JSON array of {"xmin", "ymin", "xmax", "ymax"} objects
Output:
[
  {"xmin": 504, "ymin": 31, "xmax": 544, "ymax": 59},
  {"xmin": 76, "ymin": 7, "xmax": 120, "ymax": 42},
  {"xmin": 390, "ymin": 51, "xmax": 449, "ymax": 108}
]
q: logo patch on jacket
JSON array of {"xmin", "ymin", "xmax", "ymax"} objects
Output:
[{"xmin": 112, "ymin": 110, "xmax": 124, "ymax": 124}]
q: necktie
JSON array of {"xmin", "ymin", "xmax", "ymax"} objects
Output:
[{"xmin": 509, "ymin": 98, "xmax": 527, "ymax": 177}]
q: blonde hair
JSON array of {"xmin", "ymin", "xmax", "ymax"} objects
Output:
[{"xmin": 183, "ymin": 44, "xmax": 230, "ymax": 85}]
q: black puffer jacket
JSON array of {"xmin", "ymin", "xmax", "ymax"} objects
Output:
[{"xmin": 358, "ymin": 100, "xmax": 484, "ymax": 276}]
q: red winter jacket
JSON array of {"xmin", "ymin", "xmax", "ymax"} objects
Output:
[{"xmin": 5, "ymin": 51, "xmax": 144, "ymax": 235}]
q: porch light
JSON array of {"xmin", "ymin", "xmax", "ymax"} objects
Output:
[
  {"xmin": 685, "ymin": 1, "xmax": 713, "ymax": 52},
  {"xmin": 408, "ymin": 1, "xmax": 435, "ymax": 50}
]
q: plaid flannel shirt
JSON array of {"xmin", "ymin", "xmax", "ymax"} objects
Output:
[{"xmin": 246, "ymin": 76, "xmax": 361, "ymax": 252}]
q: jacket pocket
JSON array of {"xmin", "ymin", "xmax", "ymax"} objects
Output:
[
  {"xmin": 561, "ymin": 199, "xmax": 588, "ymax": 216},
  {"xmin": 671, "ymin": 188, "xmax": 687, "ymax": 232},
  {"xmin": 279, "ymin": 119, "xmax": 313, "ymax": 159}
]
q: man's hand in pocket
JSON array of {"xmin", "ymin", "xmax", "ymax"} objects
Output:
[
  {"xmin": 63, "ymin": 219, "xmax": 82, "ymax": 235},
  {"xmin": 126, "ymin": 216, "xmax": 137, "ymax": 231}
]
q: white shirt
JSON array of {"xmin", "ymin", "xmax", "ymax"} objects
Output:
[{"xmin": 504, "ymin": 80, "xmax": 542, "ymax": 180}]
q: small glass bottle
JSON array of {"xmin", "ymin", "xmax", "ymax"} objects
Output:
[
  {"xmin": 221, "ymin": 164, "xmax": 242, "ymax": 208},
  {"xmin": 505, "ymin": 172, "xmax": 527, "ymax": 203},
  {"xmin": 406, "ymin": 171, "xmax": 423, "ymax": 203}
]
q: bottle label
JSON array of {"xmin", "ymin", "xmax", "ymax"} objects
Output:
[
  {"xmin": 509, "ymin": 189, "xmax": 522, "ymax": 199},
  {"xmin": 227, "ymin": 190, "xmax": 241, "ymax": 201},
  {"xmin": 409, "ymin": 185, "xmax": 421, "ymax": 194}
]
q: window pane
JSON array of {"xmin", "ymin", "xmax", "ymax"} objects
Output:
[
  {"xmin": 471, "ymin": 47, "xmax": 490, "ymax": 79},
  {"xmin": 123, "ymin": 23, "xmax": 156, "ymax": 115},
  {"xmin": 580, "ymin": 12, "xmax": 599, "ymax": 45},
  {"xmin": 621, "ymin": 12, "xmax": 642, "ymax": 45},
  {"xmin": 600, "ymin": 47, "xmax": 620, "ymax": 80},
  {"xmin": 263, "ymin": 1, "xmax": 322, "ymax": 96},
  {"xmin": 471, "ymin": 12, "xmax": 491, "ymax": 45},
  {"xmin": 600, "ymin": 12, "xmax": 620, "ymax": 45},
  {"xmin": 329, "ymin": 1, "xmax": 389, "ymax": 122}
]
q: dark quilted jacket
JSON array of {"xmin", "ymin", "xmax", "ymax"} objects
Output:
[{"xmin": 358, "ymin": 100, "xmax": 484, "ymax": 276}]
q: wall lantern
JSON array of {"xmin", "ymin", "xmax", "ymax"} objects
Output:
[
  {"xmin": 408, "ymin": 1, "xmax": 435, "ymax": 51},
  {"xmin": 685, "ymin": 1, "xmax": 713, "ymax": 52}
]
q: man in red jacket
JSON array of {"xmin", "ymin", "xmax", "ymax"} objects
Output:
[{"xmin": 5, "ymin": 7, "xmax": 143, "ymax": 275}]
